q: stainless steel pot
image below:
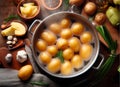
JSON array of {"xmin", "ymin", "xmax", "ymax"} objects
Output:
[{"xmin": 29, "ymin": 11, "xmax": 101, "ymax": 79}]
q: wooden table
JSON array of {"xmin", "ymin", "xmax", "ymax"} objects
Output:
[{"xmin": 0, "ymin": 0, "xmax": 119, "ymax": 87}]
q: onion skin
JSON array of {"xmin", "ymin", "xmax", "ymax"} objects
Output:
[
  {"xmin": 94, "ymin": 13, "xmax": 106, "ymax": 25},
  {"xmin": 84, "ymin": 2, "xmax": 97, "ymax": 15},
  {"xmin": 106, "ymin": 6, "xmax": 120, "ymax": 26},
  {"xmin": 69, "ymin": 0, "xmax": 84, "ymax": 6}
]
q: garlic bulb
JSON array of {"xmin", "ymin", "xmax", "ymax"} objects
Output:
[
  {"xmin": 5, "ymin": 53, "xmax": 12, "ymax": 63},
  {"xmin": 16, "ymin": 50, "xmax": 27, "ymax": 63}
]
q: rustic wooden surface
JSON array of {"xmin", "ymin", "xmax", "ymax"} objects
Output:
[{"xmin": 0, "ymin": 0, "xmax": 119, "ymax": 87}]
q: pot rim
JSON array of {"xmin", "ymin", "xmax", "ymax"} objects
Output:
[{"xmin": 31, "ymin": 11, "xmax": 100, "ymax": 78}]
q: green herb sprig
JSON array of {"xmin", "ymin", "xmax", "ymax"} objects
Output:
[
  {"xmin": 55, "ymin": 50, "xmax": 64, "ymax": 63},
  {"xmin": 4, "ymin": 14, "xmax": 20, "ymax": 23},
  {"xmin": 88, "ymin": 25, "xmax": 117, "ymax": 87}
]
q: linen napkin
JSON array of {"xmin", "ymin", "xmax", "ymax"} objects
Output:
[{"xmin": 0, "ymin": 68, "xmax": 59, "ymax": 87}]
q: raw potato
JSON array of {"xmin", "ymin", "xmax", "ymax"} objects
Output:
[
  {"xmin": 69, "ymin": 0, "xmax": 84, "ymax": 6},
  {"xmin": 71, "ymin": 22, "xmax": 84, "ymax": 35},
  {"xmin": 80, "ymin": 44, "xmax": 93, "ymax": 61},
  {"xmin": 39, "ymin": 51, "xmax": 51, "ymax": 64},
  {"xmin": 84, "ymin": 2, "xmax": 97, "ymax": 15},
  {"xmin": 36, "ymin": 39, "xmax": 47, "ymax": 51},
  {"xmin": 60, "ymin": 28, "xmax": 72, "ymax": 39},
  {"xmin": 47, "ymin": 58, "xmax": 61, "ymax": 73},
  {"xmin": 18, "ymin": 65, "xmax": 33, "ymax": 81},
  {"xmin": 80, "ymin": 31, "xmax": 92, "ymax": 43},
  {"xmin": 71, "ymin": 55, "xmax": 83, "ymax": 69},
  {"xmin": 11, "ymin": 22, "xmax": 26, "ymax": 36},
  {"xmin": 61, "ymin": 60, "xmax": 73, "ymax": 75},
  {"xmin": 60, "ymin": 18, "xmax": 71, "ymax": 28},
  {"xmin": 69, "ymin": 37, "xmax": 81, "ymax": 52},
  {"xmin": 63, "ymin": 48, "xmax": 74, "ymax": 60}
]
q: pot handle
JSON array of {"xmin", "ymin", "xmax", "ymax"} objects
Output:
[
  {"xmin": 28, "ymin": 19, "xmax": 41, "ymax": 35},
  {"xmin": 92, "ymin": 54, "xmax": 104, "ymax": 70},
  {"xmin": 69, "ymin": 5, "xmax": 82, "ymax": 14}
]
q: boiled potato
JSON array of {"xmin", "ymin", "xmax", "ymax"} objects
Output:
[
  {"xmin": 68, "ymin": 37, "xmax": 81, "ymax": 52},
  {"xmin": 71, "ymin": 22, "xmax": 84, "ymax": 35},
  {"xmin": 60, "ymin": 28, "xmax": 72, "ymax": 39},
  {"xmin": 60, "ymin": 18, "xmax": 71, "ymax": 28},
  {"xmin": 47, "ymin": 58, "xmax": 61, "ymax": 73},
  {"xmin": 61, "ymin": 60, "xmax": 73, "ymax": 75},
  {"xmin": 36, "ymin": 39, "xmax": 47, "ymax": 51},
  {"xmin": 63, "ymin": 48, "xmax": 74, "ymax": 60},
  {"xmin": 39, "ymin": 51, "xmax": 51, "ymax": 64},
  {"xmin": 47, "ymin": 45, "xmax": 58, "ymax": 56},
  {"xmin": 80, "ymin": 31, "xmax": 92, "ymax": 43},
  {"xmin": 49, "ymin": 23, "xmax": 61, "ymax": 34},
  {"xmin": 80, "ymin": 44, "xmax": 93, "ymax": 61},
  {"xmin": 71, "ymin": 55, "xmax": 83, "ymax": 69},
  {"xmin": 41, "ymin": 30, "xmax": 57, "ymax": 45},
  {"xmin": 18, "ymin": 65, "xmax": 33, "ymax": 81},
  {"xmin": 56, "ymin": 38, "xmax": 68, "ymax": 50}
]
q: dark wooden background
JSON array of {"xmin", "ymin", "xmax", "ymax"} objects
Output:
[{"xmin": 0, "ymin": 0, "xmax": 119, "ymax": 87}]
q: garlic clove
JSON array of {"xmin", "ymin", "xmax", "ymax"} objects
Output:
[
  {"xmin": 16, "ymin": 50, "xmax": 27, "ymax": 63},
  {"xmin": 5, "ymin": 53, "xmax": 12, "ymax": 63}
]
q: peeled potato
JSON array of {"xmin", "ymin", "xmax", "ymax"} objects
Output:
[
  {"xmin": 47, "ymin": 58, "xmax": 61, "ymax": 73},
  {"xmin": 71, "ymin": 55, "xmax": 83, "ymax": 69},
  {"xmin": 1, "ymin": 27, "xmax": 15, "ymax": 36},
  {"xmin": 80, "ymin": 44, "xmax": 93, "ymax": 61},
  {"xmin": 80, "ymin": 31, "xmax": 92, "ymax": 43},
  {"xmin": 23, "ymin": 3, "xmax": 34, "ymax": 7},
  {"xmin": 71, "ymin": 22, "xmax": 84, "ymax": 35},
  {"xmin": 36, "ymin": 39, "xmax": 47, "ymax": 51},
  {"xmin": 20, "ymin": 3, "xmax": 38, "ymax": 17},
  {"xmin": 56, "ymin": 38, "xmax": 68, "ymax": 50},
  {"xmin": 18, "ymin": 65, "xmax": 33, "ymax": 81},
  {"xmin": 49, "ymin": 23, "xmax": 61, "ymax": 34},
  {"xmin": 41, "ymin": 30, "xmax": 56, "ymax": 45},
  {"xmin": 60, "ymin": 28, "xmax": 72, "ymax": 39},
  {"xmin": 69, "ymin": 37, "xmax": 81, "ymax": 52},
  {"xmin": 39, "ymin": 51, "xmax": 51, "ymax": 64},
  {"xmin": 60, "ymin": 18, "xmax": 71, "ymax": 28},
  {"xmin": 61, "ymin": 60, "xmax": 73, "ymax": 75},
  {"xmin": 63, "ymin": 48, "xmax": 74, "ymax": 60},
  {"xmin": 47, "ymin": 45, "xmax": 58, "ymax": 56},
  {"xmin": 11, "ymin": 22, "xmax": 26, "ymax": 36}
]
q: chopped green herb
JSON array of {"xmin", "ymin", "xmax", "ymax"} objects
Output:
[{"xmin": 55, "ymin": 50, "xmax": 64, "ymax": 63}]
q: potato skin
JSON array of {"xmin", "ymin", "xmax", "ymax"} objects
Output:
[
  {"xmin": 39, "ymin": 51, "xmax": 51, "ymax": 64},
  {"xmin": 80, "ymin": 31, "xmax": 92, "ymax": 43},
  {"xmin": 47, "ymin": 58, "xmax": 61, "ymax": 73},
  {"xmin": 60, "ymin": 18, "xmax": 71, "ymax": 28},
  {"xmin": 36, "ymin": 39, "xmax": 47, "ymax": 51},
  {"xmin": 80, "ymin": 44, "xmax": 93, "ymax": 61},
  {"xmin": 71, "ymin": 22, "xmax": 84, "ymax": 35},
  {"xmin": 61, "ymin": 60, "xmax": 73, "ymax": 75},
  {"xmin": 18, "ymin": 65, "xmax": 33, "ymax": 81}
]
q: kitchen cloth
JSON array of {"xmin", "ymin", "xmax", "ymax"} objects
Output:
[{"xmin": 0, "ymin": 68, "xmax": 59, "ymax": 87}]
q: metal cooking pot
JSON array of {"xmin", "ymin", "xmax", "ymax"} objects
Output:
[{"xmin": 29, "ymin": 11, "xmax": 101, "ymax": 79}]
